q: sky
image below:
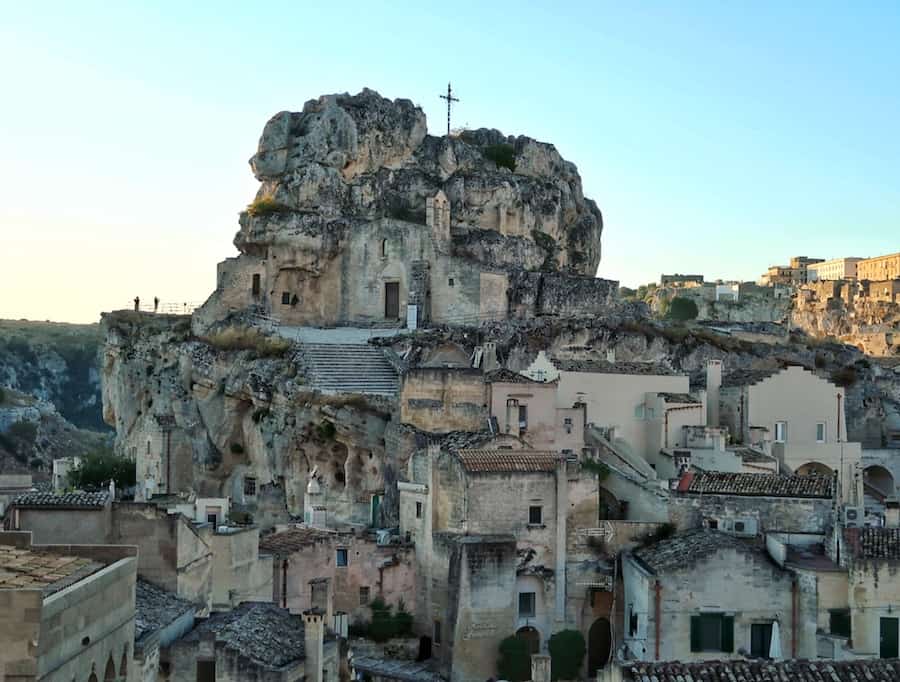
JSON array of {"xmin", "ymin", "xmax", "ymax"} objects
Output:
[{"xmin": 1, "ymin": 1, "xmax": 899, "ymax": 323}]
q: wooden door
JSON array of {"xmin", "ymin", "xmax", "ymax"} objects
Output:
[
  {"xmin": 881, "ymin": 617, "xmax": 899, "ymax": 658},
  {"xmin": 385, "ymin": 282, "xmax": 400, "ymax": 319}
]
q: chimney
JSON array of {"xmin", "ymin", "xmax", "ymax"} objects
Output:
[
  {"xmin": 706, "ymin": 360, "xmax": 722, "ymax": 427},
  {"xmin": 309, "ymin": 578, "xmax": 334, "ymax": 626},
  {"xmin": 303, "ymin": 609, "xmax": 325, "ymax": 682},
  {"xmin": 531, "ymin": 654, "xmax": 551, "ymax": 682},
  {"xmin": 886, "ymin": 499, "xmax": 900, "ymax": 528},
  {"xmin": 482, "ymin": 342, "xmax": 498, "ymax": 372}
]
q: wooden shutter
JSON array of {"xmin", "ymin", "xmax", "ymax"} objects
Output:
[
  {"xmin": 690, "ymin": 616, "xmax": 701, "ymax": 652},
  {"xmin": 722, "ymin": 615, "xmax": 735, "ymax": 652}
]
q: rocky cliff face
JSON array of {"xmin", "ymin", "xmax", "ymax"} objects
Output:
[
  {"xmin": 0, "ymin": 320, "xmax": 106, "ymax": 431},
  {"xmin": 792, "ymin": 294, "xmax": 900, "ymax": 357},
  {"xmin": 244, "ymin": 89, "xmax": 603, "ymax": 274}
]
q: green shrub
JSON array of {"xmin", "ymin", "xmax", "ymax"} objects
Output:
[
  {"xmin": 548, "ymin": 629, "xmax": 586, "ymax": 680},
  {"xmin": 8, "ymin": 420, "xmax": 37, "ymax": 443},
  {"xmin": 484, "ymin": 143, "xmax": 516, "ymax": 172},
  {"xmin": 498, "ymin": 635, "xmax": 531, "ymax": 682},
  {"xmin": 68, "ymin": 449, "xmax": 136, "ymax": 490},
  {"xmin": 666, "ymin": 297, "xmax": 699, "ymax": 321},
  {"xmin": 831, "ymin": 366, "xmax": 857, "ymax": 387},
  {"xmin": 394, "ymin": 599, "xmax": 413, "ymax": 637},
  {"xmin": 202, "ymin": 326, "xmax": 291, "ymax": 358},
  {"xmin": 246, "ymin": 194, "xmax": 289, "ymax": 217},
  {"xmin": 637, "ymin": 522, "xmax": 676, "ymax": 548},
  {"xmin": 315, "ymin": 420, "xmax": 336, "ymax": 441},
  {"xmin": 30, "ymin": 457, "xmax": 43, "ymax": 469},
  {"xmin": 367, "ymin": 597, "xmax": 395, "ymax": 642}
]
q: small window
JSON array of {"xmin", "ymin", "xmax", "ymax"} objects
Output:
[
  {"xmin": 380, "ymin": 239, "xmax": 388, "ymax": 258},
  {"xmin": 281, "ymin": 292, "xmax": 291, "ymax": 305},
  {"xmin": 518, "ymin": 592, "xmax": 536, "ymax": 618},
  {"xmin": 336, "ymin": 548, "xmax": 348, "ymax": 567},
  {"xmin": 243, "ymin": 477, "xmax": 257, "ymax": 497},
  {"xmin": 518, "ymin": 405, "xmax": 528, "ymax": 434},
  {"xmin": 252, "ymin": 274, "xmax": 261, "ymax": 297},
  {"xmin": 206, "ymin": 513, "xmax": 218, "ymax": 525},
  {"xmin": 774, "ymin": 421, "xmax": 787, "ymax": 443},
  {"xmin": 816, "ymin": 422, "xmax": 827, "ymax": 443},
  {"xmin": 830, "ymin": 609, "xmax": 851, "ymax": 638},
  {"xmin": 690, "ymin": 613, "xmax": 734, "ymax": 653},
  {"xmin": 528, "ymin": 505, "xmax": 543, "ymax": 525},
  {"xmin": 646, "ymin": 407, "xmax": 655, "ymax": 419},
  {"xmin": 634, "ymin": 404, "xmax": 645, "ymax": 419},
  {"xmin": 448, "ymin": 278, "xmax": 454, "ymax": 287},
  {"xmin": 359, "ymin": 586, "xmax": 370, "ymax": 605},
  {"xmin": 433, "ymin": 620, "xmax": 442, "ymax": 645},
  {"xmin": 628, "ymin": 607, "xmax": 638, "ymax": 636},
  {"xmin": 415, "ymin": 501, "xmax": 423, "ymax": 519},
  {"xmin": 734, "ymin": 521, "xmax": 745, "ymax": 533},
  {"xmin": 708, "ymin": 519, "xmax": 719, "ymax": 530}
]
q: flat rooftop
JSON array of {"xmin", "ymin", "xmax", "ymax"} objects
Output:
[{"xmin": 0, "ymin": 544, "xmax": 104, "ymax": 595}]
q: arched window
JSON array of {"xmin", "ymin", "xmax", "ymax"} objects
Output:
[
  {"xmin": 103, "ymin": 656, "xmax": 116, "ymax": 681},
  {"xmin": 120, "ymin": 650, "xmax": 128, "ymax": 679},
  {"xmin": 380, "ymin": 239, "xmax": 388, "ymax": 258}
]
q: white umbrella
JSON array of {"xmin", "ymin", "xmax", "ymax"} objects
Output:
[{"xmin": 769, "ymin": 620, "xmax": 783, "ymax": 660}]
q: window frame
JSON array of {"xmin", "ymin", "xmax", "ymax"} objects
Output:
[
  {"xmin": 243, "ymin": 476, "xmax": 257, "ymax": 497},
  {"xmin": 359, "ymin": 585, "xmax": 370, "ymax": 606},
  {"xmin": 774, "ymin": 421, "xmax": 788, "ymax": 443},
  {"xmin": 518, "ymin": 591, "xmax": 537, "ymax": 618},
  {"xmin": 528, "ymin": 505, "xmax": 543, "ymax": 525},
  {"xmin": 433, "ymin": 620, "xmax": 442, "ymax": 645},
  {"xmin": 816, "ymin": 421, "xmax": 827, "ymax": 443},
  {"xmin": 690, "ymin": 613, "xmax": 734, "ymax": 653},
  {"xmin": 336, "ymin": 548, "xmax": 348, "ymax": 567},
  {"xmin": 281, "ymin": 291, "xmax": 291, "ymax": 305},
  {"xmin": 830, "ymin": 609, "xmax": 851, "ymax": 638},
  {"xmin": 415, "ymin": 501, "xmax": 423, "ymax": 519}
]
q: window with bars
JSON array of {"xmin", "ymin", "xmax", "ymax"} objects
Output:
[{"xmin": 690, "ymin": 613, "xmax": 734, "ymax": 652}]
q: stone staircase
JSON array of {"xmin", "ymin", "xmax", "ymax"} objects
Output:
[{"xmin": 297, "ymin": 343, "xmax": 400, "ymax": 396}]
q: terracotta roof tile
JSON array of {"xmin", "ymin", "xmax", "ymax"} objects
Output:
[
  {"xmin": 483, "ymin": 368, "xmax": 543, "ymax": 384},
  {"xmin": 632, "ymin": 529, "xmax": 765, "ymax": 574},
  {"xmin": 681, "ymin": 472, "xmax": 833, "ymax": 498},
  {"xmin": 259, "ymin": 527, "xmax": 348, "ymax": 555},
  {"xmin": 12, "ymin": 491, "xmax": 110, "ymax": 508},
  {"xmin": 551, "ymin": 358, "xmax": 676, "ymax": 375},
  {"xmin": 0, "ymin": 545, "xmax": 103, "ymax": 594},
  {"xmin": 625, "ymin": 659, "xmax": 900, "ymax": 681},
  {"xmin": 456, "ymin": 449, "xmax": 560, "ymax": 473},
  {"xmin": 848, "ymin": 527, "xmax": 900, "ymax": 560},
  {"xmin": 657, "ymin": 392, "xmax": 700, "ymax": 404}
]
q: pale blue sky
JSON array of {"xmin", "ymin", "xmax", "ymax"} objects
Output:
[{"xmin": 1, "ymin": 1, "xmax": 898, "ymax": 322}]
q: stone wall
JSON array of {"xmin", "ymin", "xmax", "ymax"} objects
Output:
[
  {"xmin": 507, "ymin": 271, "xmax": 618, "ymax": 319},
  {"xmin": 400, "ymin": 368, "xmax": 486, "ymax": 433},
  {"xmin": 669, "ymin": 493, "xmax": 833, "ymax": 534}
]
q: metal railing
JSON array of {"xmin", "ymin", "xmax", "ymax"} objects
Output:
[{"xmin": 121, "ymin": 301, "xmax": 203, "ymax": 315}]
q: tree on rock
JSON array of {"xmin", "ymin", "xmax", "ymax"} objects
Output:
[
  {"xmin": 667, "ymin": 296, "xmax": 699, "ymax": 321},
  {"xmin": 498, "ymin": 635, "xmax": 531, "ymax": 682},
  {"xmin": 548, "ymin": 629, "xmax": 586, "ymax": 680},
  {"xmin": 68, "ymin": 449, "xmax": 136, "ymax": 491}
]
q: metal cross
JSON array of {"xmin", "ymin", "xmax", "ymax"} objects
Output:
[{"xmin": 439, "ymin": 82, "xmax": 459, "ymax": 136}]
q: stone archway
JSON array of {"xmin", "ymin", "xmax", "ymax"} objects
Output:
[
  {"xmin": 865, "ymin": 465, "xmax": 895, "ymax": 499},
  {"xmin": 516, "ymin": 626, "xmax": 541, "ymax": 655},
  {"xmin": 796, "ymin": 461, "xmax": 833, "ymax": 477},
  {"xmin": 599, "ymin": 487, "xmax": 622, "ymax": 521},
  {"xmin": 588, "ymin": 617, "xmax": 612, "ymax": 676}
]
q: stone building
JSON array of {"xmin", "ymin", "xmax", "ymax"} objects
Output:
[
  {"xmin": 0, "ymin": 530, "xmax": 137, "ymax": 682},
  {"xmin": 133, "ymin": 579, "xmax": 197, "ymax": 682},
  {"xmin": 168, "ymin": 602, "xmax": 338, "ymax": 682},
  {"xmin": 857, "ymin": 252, "xmax": 900, "ymax": 282},
  {"xmin": 714, "ymin": 365, "xmax": 863, "ymax": 503},
  {"xmin": 621, "ymin": 659, "xmax": 900, "ymax": 681},
  {"xmin": 669, "ymin": 471, "xmax": 835, "ymax": 534},
  {"xmin": 807, "ymin": 257, "xmax": 865, "ymax": 281},
  {"xmin": 259, "ymin": 525, "xmax": 415, "ymax": 625},
  {"xmin": 759, "ymin": 256, "xmax": 823, "ymax": 286},
  {"xmin": 622, "ymin": 529, "xmax": 795, "ymax": 662}
]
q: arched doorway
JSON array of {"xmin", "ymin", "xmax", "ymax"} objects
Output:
[
  {"xmin": 516, "ymin": 626, "xmax": 540, "ymax": 655},
  {"xmin": 796, "ymin": 461, "xmax": 833, "ymax": 477},
  {"xmin": 599, "ymin": 487, "xmax": 622, "ymax": 521},
  {"xmin": 588, "ymin": 618, "xmax": 612, "ymax": 676},
  {"xmin": 865, "ymin": 465, "xmax": 895, "ymax": 499}
]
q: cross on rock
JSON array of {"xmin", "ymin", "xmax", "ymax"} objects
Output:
[{"xmin": 439, "ymin": 82, "xmax": 459, "ymax": 137}]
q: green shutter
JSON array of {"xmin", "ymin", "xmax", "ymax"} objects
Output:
[
  {"xmin": 690, "ymin": 616, "xmax": 701, "ymax": 652},
  {"xmin": 721, "ymin": 615, "xmax": 734, "ymax": 652}
]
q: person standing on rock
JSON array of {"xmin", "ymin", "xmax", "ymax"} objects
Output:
[
  {"xmin": 134, "ymin": 296, "xmax": 140, "ymax": 311},
  {"xmin": 154, "ymin": 296, "xmax": 159, "ymax": 313}
]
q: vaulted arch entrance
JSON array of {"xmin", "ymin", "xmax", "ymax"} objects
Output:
[
  {"xmin": 516, "ymin": 626, "xmax": 540, "ymax": 655},
  {"xmin": 588, "ymin": 617, "xmax": 612, "ymax": 675}
]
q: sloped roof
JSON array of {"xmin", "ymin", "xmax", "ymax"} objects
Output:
[
  {"xmin": 732, "ymin": 446, "xmax": 776, "ymax": 464},
  {"xmin": 848, "ymin": 527, "xmax": 900, "ymax": 561},
  {"xmin": 678, "ymin": 472, "xmax": 833, "ymax": 498},
  {"xmin": 135, "ymin": 579, "xmax": 196, "ymax": 642},
  {"xmin": 625, "ymin": 659, "xmax": 900, "ymax": 681},
  {"xmin": 657, "ymin": 392, "xmax": 700, "ymax": 404},
  {"xmin": 180, "ymin": 602, "xmax": 306, "ymax": 669},
  {"xmin": 11, "ymin": 490, "xmax": 110, "ymax": 509},
  {"xmin": 483, "ymin": 368, "xmax": 543, "ymax": 384},
  {"xmin": 551, "ymin": 359, "xmax": 676, "ymax": 376},
  {"xmin": 259, "ymin": 527, "xmax": 346, "ymax": 555},
  {"xmin": 631, "ymin": 529, "xmax": 766, "ymax": 574},
  {"xmin": 456, "ymin": 450, "xmax": 559, "ymax": 473}
]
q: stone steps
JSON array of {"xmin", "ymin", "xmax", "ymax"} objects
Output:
[{"xmin": 298, "ymin": 343, "xmax": 400, "ymax": 396}]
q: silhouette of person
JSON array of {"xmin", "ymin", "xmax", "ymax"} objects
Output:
[
  {"xmin": 134, "ymin": 296, "xmax": 140, "ymax": 311},
  {"xmin": 154, "ymin": 296, "xmax": 159, "ymax": 313}
]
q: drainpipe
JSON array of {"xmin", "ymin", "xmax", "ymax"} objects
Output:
[
  {"xmin": 282, "ymin": 559, "xmax": 288, "ymax": 609},
  {"xmin": 791, "ymin": 578, "xmax": 798, "ymax": 657},
  {"xmin": 165, "ymin": 428, "xmax": 172, "ymax": 493},
  {"xmin": 654, "ymin": 581, "xmax": 662, "ymax": 660}
]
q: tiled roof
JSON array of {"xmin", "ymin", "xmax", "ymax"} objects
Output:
[
  {"xmin": 259, "ymin": 527, "xmax": 346, "ymax": 555},
  {"xmin": 551, "ymin": 359, "xmax": 676, "ymax": 375},
  {"xmin": 456, "ymin": 449, "xmax": 559, "ymax": 473},
  {"xmin": 625, "ymin": 659, "xmax": 900, "ymax": 681},
  {"xmin": 632, "ymin": 529, "xmax": 764, "ymax": 574},
  {"xmin": 678, "ymin": 472, "xmax": 833, "ymax": 498},
  {"xmin": 11, "ymin": 490, "xmax": 109, "ymax": 508},
  {"xmin": 848, "ymin": 527, "xmax": 900, "ymax": 560},
  {"xmin": 732, "ymin": 446, "xmax": 775, "ymax": 464},
  {"xmin": 657, "ymin": 392, "xmax": 700, "ymax": 404},
  {"xmin": 483, "ymin": 368, "xmax": 542, "ymax": 384},
  {"xmin": 180, "ymin": 602, "xmax": 306, "ymax": 668},
  {"xmin": 351, "ymin": 657, "xmax": 441, "ymax": 682},
  {"xmin": 722, "ymin": 368, "xmax": 779, "ymax": 388},
  {"xmin": 0, "ymin": 544, "xmax": 103, "ymax": 594},
  {"xmin": 135, "ymin": 579, "xmax": 196, "ymax": 642}
]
